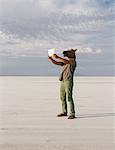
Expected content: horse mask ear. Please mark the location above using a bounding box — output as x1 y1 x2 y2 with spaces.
72 49 77 52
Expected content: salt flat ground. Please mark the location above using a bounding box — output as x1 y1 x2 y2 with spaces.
0 76 115 150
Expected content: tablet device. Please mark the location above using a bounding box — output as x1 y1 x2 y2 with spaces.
48 49 55 57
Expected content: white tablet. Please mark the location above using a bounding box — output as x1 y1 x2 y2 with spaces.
48 49 55 57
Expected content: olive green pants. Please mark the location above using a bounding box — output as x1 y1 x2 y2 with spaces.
60 79 75 115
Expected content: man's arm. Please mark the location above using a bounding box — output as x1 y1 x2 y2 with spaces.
53 54 70 64
48 56 64 66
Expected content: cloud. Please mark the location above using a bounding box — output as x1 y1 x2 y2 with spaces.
35 0 55 9
0 0 114 58
0 31 50 57
0 0 114 76
77 47 102 54
0 30 102 58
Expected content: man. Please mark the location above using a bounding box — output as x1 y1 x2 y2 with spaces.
48 48 77 119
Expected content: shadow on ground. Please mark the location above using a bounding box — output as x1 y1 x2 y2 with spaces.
76 113 115 119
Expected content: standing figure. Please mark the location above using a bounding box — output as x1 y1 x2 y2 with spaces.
48 48 77 119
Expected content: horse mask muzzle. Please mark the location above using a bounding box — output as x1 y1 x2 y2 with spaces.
63 49 77 58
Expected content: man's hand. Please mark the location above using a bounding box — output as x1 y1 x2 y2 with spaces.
48 54 70 65
53 54 70 64
53 54 58 59
48 56 52 60
48 56 64 66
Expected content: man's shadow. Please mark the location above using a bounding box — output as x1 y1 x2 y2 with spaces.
76 113 115 119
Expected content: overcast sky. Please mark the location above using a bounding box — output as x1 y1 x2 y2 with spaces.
0 0 114 76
